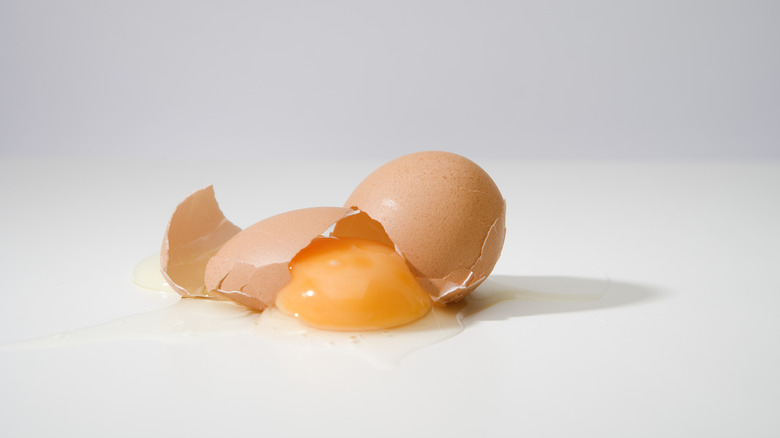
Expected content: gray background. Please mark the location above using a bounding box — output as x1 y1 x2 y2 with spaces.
1 0 778 161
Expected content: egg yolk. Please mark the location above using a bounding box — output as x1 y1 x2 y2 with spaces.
275 236 432 331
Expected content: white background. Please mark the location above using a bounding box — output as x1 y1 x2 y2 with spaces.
1 2 779 437
1 0 778 160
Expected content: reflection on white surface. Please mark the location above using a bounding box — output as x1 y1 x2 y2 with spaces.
1 259 617 369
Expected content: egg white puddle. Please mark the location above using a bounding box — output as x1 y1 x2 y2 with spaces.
1 254 608 369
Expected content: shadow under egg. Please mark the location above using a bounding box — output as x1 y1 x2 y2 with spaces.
463 275 663 323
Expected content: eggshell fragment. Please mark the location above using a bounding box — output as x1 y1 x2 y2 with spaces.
160 186 242 297
204 207 394 311
344 151 506 304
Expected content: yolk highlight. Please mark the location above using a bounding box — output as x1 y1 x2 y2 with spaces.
275 236 432 331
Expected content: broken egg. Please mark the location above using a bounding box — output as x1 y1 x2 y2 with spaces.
160 151 506 331
345 151 506 304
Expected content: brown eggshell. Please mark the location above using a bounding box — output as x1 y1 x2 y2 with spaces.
204 207 394 311
160 185 242 297
344 151 506 304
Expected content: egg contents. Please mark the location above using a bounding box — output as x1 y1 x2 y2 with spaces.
275 236 432 331
10 262 609 370
160 151 506 332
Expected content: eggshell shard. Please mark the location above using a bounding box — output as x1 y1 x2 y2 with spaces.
204 207 395 312
160 186 242 297
344 151 506 304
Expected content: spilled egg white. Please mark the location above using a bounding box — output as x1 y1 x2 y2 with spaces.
3 255 610 369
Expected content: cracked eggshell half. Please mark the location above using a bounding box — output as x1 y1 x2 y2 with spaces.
204 207 395 312
160 185 242 297
344 151 506 304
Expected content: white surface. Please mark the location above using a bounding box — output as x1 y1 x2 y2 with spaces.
2 0 779 160
1 158 778 437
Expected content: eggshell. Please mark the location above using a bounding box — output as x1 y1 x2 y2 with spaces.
160 186 241 297
204 207 394 311
344 151 506 304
